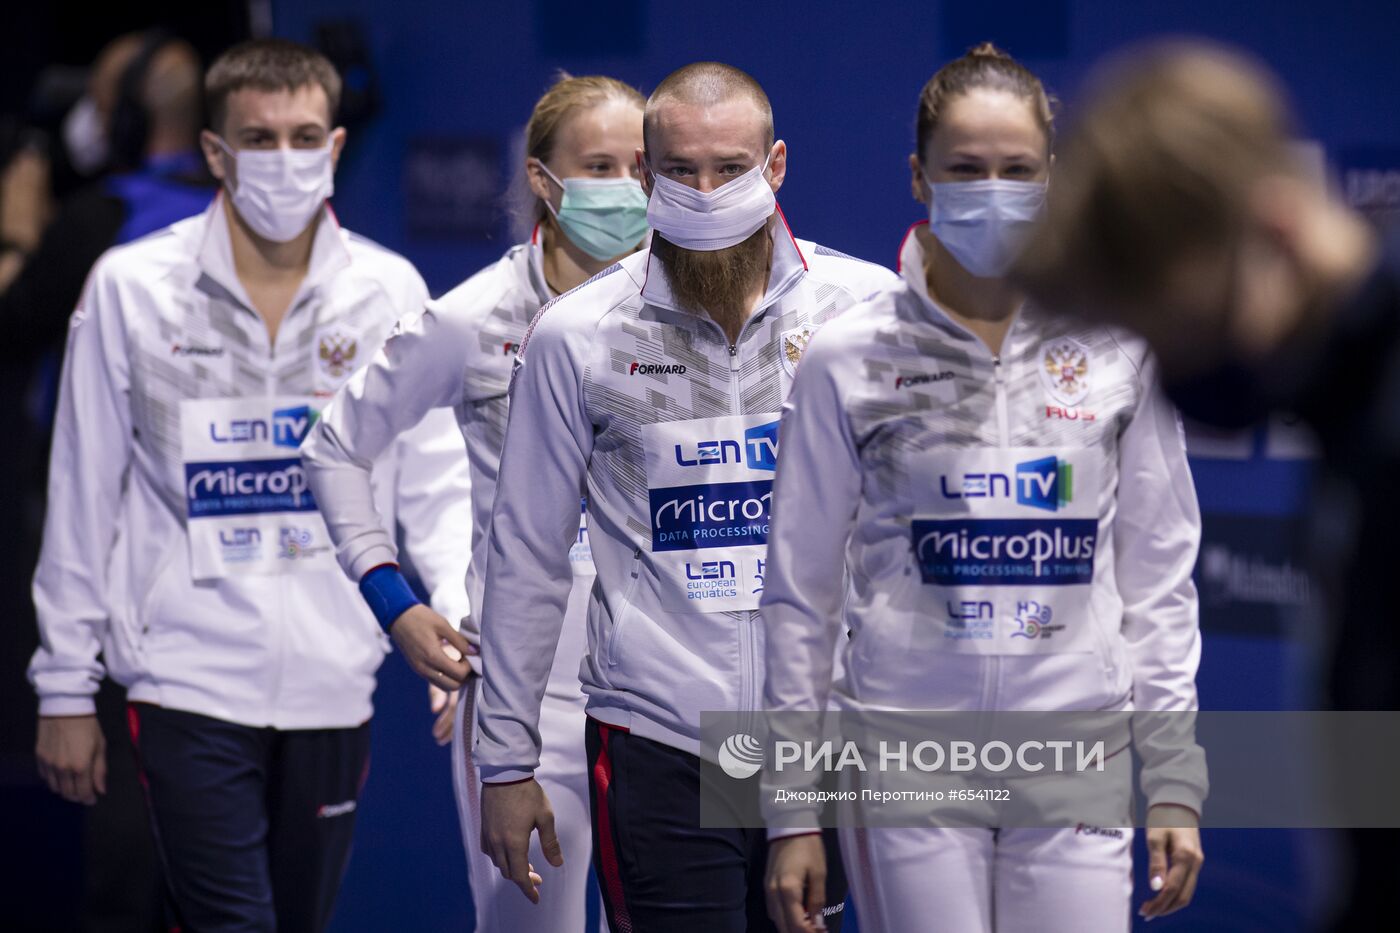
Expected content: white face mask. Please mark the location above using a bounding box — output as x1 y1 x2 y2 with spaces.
63 96 109 176
218 138 335 243
645 147 778 251
927 178 1047 278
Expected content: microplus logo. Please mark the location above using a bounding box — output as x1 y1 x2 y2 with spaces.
208 405 318 449
673 419 779 472
939 456 1074 513
913 518 1097 586
185 459 319 517
650 480 772 552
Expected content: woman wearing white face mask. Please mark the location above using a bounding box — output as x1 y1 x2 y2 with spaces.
762 44 1207 932
302 72 647 933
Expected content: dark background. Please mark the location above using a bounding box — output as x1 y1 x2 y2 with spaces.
3 0 1399 929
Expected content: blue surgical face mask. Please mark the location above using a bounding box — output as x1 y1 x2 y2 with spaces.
540 164 649 261
927 178 1047 278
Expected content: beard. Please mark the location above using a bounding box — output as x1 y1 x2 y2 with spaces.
652 222 772 338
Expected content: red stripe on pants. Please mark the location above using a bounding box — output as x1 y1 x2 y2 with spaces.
592 723 633 933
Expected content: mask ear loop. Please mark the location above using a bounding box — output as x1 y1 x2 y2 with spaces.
213 136 241 193
533 160 566 219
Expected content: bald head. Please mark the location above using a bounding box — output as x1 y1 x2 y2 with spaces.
644 62 773 153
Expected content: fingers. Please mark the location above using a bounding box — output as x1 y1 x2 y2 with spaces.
438 622 475 662
537 809 564 868
1140 830 1204 919
1156 834 1204 916
804 865 827 931
768 869 809 933
1139 830 1168 918
431 700 454 746
429 683 448 714
503 845 540 904
57 758 95 805
425 618 472 686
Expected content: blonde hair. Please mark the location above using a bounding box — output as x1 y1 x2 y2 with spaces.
520 72 645 229
916 42 1055 160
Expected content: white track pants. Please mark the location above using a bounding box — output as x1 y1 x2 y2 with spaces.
453 678 603 932
839 753 1134 933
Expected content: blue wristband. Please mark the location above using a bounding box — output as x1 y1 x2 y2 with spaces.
359 564 422 631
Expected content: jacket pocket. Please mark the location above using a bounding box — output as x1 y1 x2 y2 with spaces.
605 550 643 667
136 540 186 643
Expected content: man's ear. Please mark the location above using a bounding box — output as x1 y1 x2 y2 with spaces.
766 140 787 195
636 149 653 197
200 129 228 184
909 153 930 206
328 127 348 170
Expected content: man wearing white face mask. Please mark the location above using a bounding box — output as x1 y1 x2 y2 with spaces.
29 39 472 932
474 62 897 932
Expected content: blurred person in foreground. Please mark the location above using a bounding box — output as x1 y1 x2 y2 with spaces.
1013 40 1393 932
1 30 213 932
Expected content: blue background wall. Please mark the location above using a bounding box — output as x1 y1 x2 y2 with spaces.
253 2 1399 930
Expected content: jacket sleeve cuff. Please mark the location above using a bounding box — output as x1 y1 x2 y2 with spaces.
767 825 823 842
479 764 535 784
38 694 98 717
359 564 422 631
349 543 401 582
1145 781 1206 821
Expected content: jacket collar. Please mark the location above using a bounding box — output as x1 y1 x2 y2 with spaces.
639 206 808 324
897 219 1028 354
194 193 352 313
524 222 552 306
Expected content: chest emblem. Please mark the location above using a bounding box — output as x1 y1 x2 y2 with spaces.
1040 338 1091 407
780 326 814 378
318 331 358 381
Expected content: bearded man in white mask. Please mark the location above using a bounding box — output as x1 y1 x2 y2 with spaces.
29 39 472 932
474 61 897 932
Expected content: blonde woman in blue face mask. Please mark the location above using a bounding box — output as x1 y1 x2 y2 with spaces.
302 74 646 932
761 44 1206 932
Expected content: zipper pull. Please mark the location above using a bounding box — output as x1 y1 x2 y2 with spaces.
729 343 738 357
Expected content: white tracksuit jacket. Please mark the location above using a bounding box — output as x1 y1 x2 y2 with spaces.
474 218 900 781
302 227 596 698
29 198 471 729
761 223 1208 828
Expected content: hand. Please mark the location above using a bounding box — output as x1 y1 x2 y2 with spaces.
480 778 563 904
36 715 107 805
428 682 458 747
1140 804 1204 920
766 833 829 932
389 604 475 690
